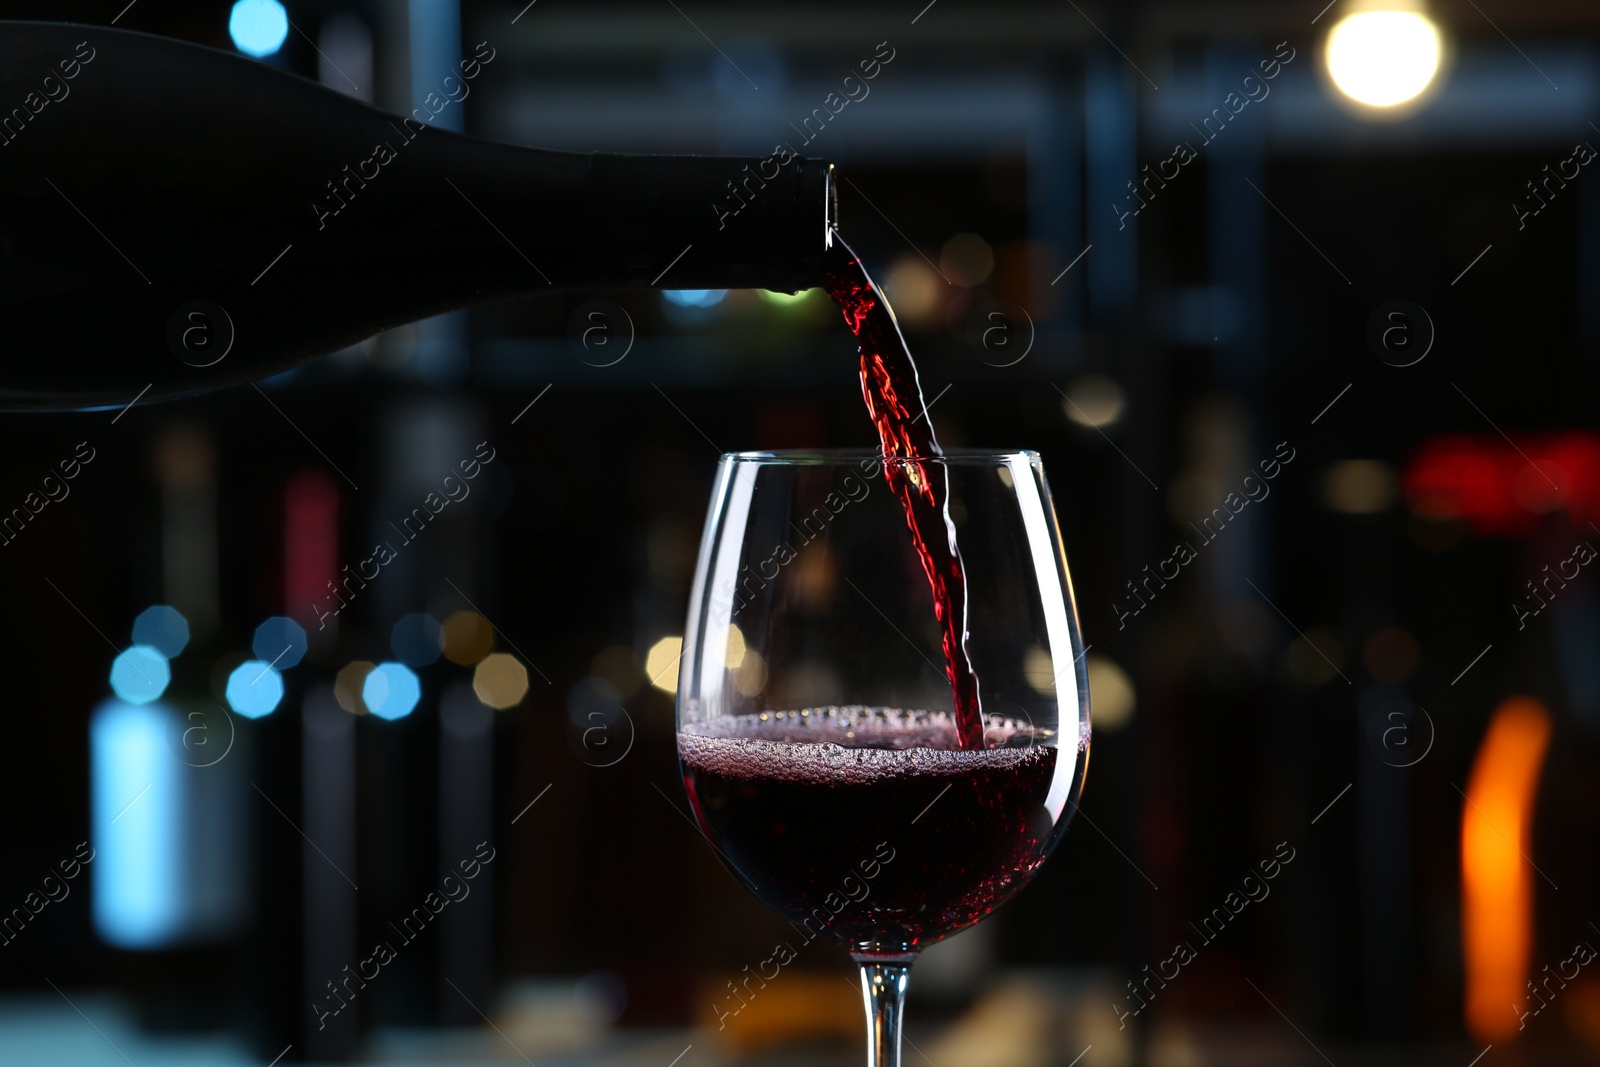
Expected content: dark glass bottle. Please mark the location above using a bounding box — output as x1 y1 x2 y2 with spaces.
0 21 834 409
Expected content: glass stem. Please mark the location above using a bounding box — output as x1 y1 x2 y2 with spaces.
854 955 913 1067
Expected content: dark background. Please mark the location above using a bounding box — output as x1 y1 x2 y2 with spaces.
0 1 1597 1064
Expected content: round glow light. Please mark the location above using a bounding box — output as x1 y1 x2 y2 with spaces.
882 255 944 331
1022 646 1056 695
939 233 995 287
1326 9 1442 108
1085 654 1135 731
441 611 494 666
225 660 284 719
364 662 421 721
132 606 190 660
391 612 442 667
252 616 308 669
662 290 727 308
228 0 290 59
645 636 683 694
1062 373 1127 429
472 653 529 710
724 624 747 671
110 646 171 705
334 660 375 715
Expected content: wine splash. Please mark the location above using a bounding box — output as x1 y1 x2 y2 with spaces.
822 232 985 750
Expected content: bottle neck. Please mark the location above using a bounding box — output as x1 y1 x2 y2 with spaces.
575 152 835 292
0 22 839 408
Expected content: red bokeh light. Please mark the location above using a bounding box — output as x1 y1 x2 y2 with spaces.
1404 432 1600 537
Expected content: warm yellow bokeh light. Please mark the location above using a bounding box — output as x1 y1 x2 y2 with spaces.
1321 459 1397 514
724 625 747 671
1022 646 1056 694
473 652 529 709
939 233 995 287
334 660 375 715
646 635 683 694
441 610 494 665
883 254 944 330
1086 654 1135 731
1062 373 1127 429
734 649 767 697
1326 9 1441 108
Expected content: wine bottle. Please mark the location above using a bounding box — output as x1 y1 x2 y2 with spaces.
0 21 835 410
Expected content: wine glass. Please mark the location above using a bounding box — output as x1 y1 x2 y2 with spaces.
676 450 1090 1067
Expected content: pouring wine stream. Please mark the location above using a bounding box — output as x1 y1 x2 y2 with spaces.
822 230 986 751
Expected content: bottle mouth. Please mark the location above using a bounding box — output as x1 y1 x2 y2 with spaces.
793 157 836 293
822 162 838 244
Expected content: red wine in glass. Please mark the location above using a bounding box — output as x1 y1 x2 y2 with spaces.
677 233 1091 1067
680 708 1078 954
823 235 985 751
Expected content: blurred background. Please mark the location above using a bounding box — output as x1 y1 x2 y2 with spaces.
1 0 1598 1063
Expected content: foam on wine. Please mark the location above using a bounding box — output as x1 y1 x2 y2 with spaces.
823 234 985 749
678 707 1051 787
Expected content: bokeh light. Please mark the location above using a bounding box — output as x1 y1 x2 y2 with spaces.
724 624 747 670
1085 654 1135 731
939 233 995 287
645 635 683 694
1022 646 1056 694
391 612 443 667
1462 697 1551 1041
334 660 375 715
110 646 171 705
734 649 767 697
759 289 815 306
364 662 421 720
225 660 284 719
473 653 530 710
724 626 766 697
90 699 182 949
252 616 308 669
1322 459 1397 514
1062 373 1127 429
662 290 727 308
882 254 944 331
573 970 628 1025
661 289 731 328
441 610 495 665
132 606 189 660
228 0 290 59
1326 8 1442 108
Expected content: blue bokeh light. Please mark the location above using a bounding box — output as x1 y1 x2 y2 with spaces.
91 700 183 949
110 646 171 705
252 616 308 669
391 612 443 667
662 289 727 308
226 661 284 719
132 606 189 660
229 0 290 58
363 662 421 721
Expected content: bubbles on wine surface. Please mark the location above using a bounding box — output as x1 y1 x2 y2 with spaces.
677 706 1061 787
